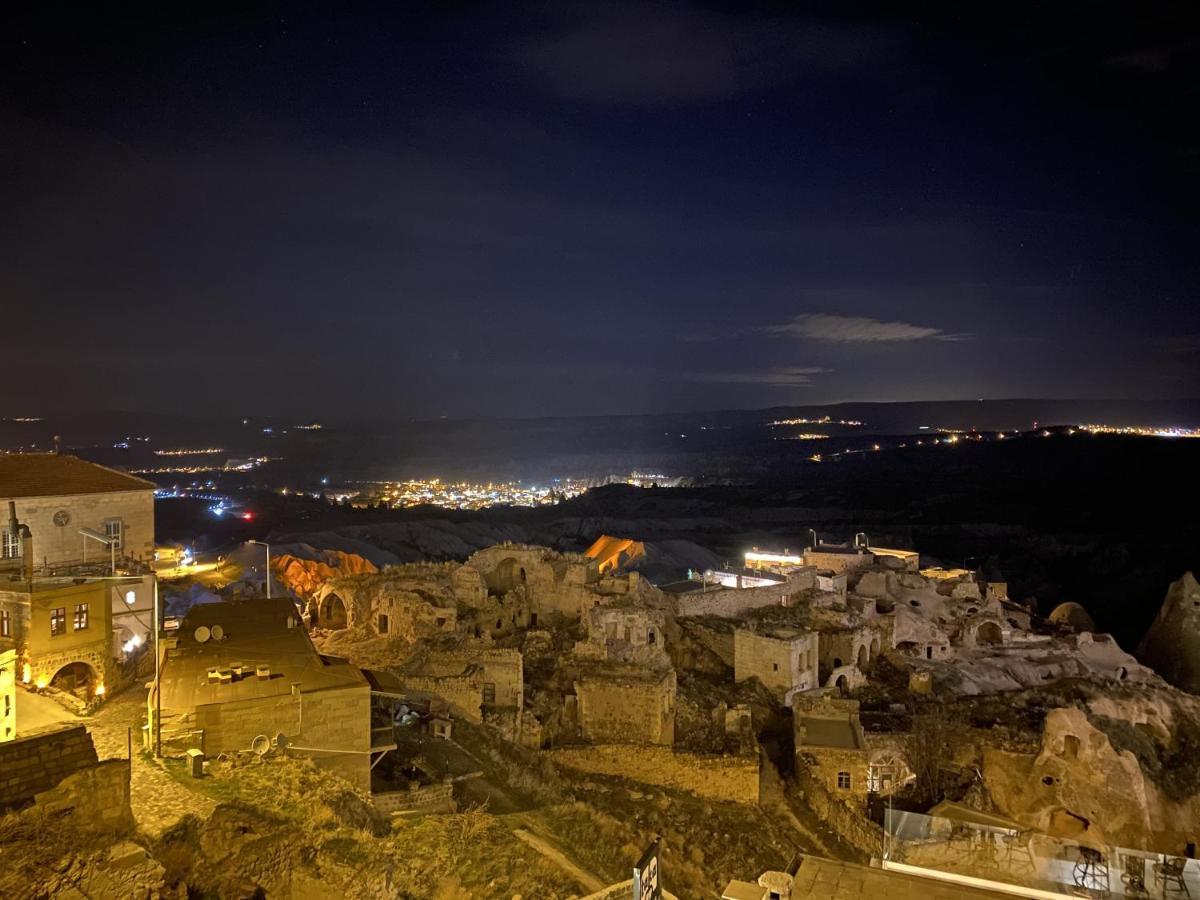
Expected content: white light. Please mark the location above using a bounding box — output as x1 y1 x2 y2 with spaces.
124 590 136 605
122 634 143 653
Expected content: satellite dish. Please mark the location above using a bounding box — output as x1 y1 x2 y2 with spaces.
194 626 211 643
250 734 270 756
211 624 225 640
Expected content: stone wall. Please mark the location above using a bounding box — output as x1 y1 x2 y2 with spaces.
734 628 818 699
548 744 760 804
171 684 372 792
31 757 133 833
372 781 455 815
400 672 483 723
416 648 523 710
0 647 14 742
4 489 155 569
803 550 872 574
576 668 675 745
674 569 817 619
790 763 884 858
0 724 100 809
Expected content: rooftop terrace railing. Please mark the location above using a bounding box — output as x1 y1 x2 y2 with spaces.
882 809 1199 898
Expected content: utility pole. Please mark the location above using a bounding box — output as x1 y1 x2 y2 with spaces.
248 540 271 598
153 575 162 758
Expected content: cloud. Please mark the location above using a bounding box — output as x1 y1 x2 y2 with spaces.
513 5 894 106
685 366 830 387
767 313 955 342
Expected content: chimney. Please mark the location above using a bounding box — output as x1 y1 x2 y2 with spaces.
7 501 32 582
53 435 61 454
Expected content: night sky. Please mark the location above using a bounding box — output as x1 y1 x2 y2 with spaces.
4 3 1199 418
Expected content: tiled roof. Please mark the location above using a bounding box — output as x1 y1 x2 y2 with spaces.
0 453 155 498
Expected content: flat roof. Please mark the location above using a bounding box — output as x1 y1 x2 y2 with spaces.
799 716 864 750
159 598 368 710
791 856 1017 898
0 453 155 498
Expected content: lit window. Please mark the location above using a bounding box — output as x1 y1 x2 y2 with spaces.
50 607 66 636
837 771 851 790
74 603 89 631
124 590 136 605
1 529 20 559
0 609 9 637
103 519 123 550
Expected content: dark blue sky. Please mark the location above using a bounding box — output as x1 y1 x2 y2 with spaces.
4 2 1199 417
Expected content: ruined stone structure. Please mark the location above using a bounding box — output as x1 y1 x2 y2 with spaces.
733 626 818 703
579 603 670 666
817 626 881 681
575 664 676 745
407 648 524 714
671 567 817 618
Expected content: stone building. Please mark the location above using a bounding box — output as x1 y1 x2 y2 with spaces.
579 603 670 666
153 597 377 792
0 578 116 698
733 627 818 703
575 664 676 745
794 696 871 803
0 642 15 742
0 453 155 572
818 627 882 681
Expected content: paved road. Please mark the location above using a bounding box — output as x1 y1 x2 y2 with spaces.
15 688 75 736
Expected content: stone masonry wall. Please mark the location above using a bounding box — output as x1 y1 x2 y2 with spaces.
734 629 818 697
791 762 883 858
0 724 100 810
418 649 523 710
674 569 817 619
31 757 133 834
548 745 759 804
182 684 372 792
577 670 675 745
4 489 155 569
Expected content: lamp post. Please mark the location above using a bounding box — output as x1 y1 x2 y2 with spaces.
153 574 161 758
248 540 271 598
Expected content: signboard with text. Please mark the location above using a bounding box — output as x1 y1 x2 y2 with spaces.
632 838 661 900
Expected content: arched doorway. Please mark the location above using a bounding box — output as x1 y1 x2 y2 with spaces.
976 621 1003 646
490 558 527 595
319 593 348 629
835 674 849 695
51 661 96 699
856 644 869 669
870 636 881 657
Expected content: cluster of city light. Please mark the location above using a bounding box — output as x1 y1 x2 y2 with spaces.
291 423 323 430
778 433 830 440
337 472 678 511
768 416 863 427
153 447 225 456
1078 423 1200 438
132 456 270 475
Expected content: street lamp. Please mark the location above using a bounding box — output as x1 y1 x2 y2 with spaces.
247 540 271 598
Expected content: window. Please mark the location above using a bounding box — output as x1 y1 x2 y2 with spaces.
529 612 538 628
73 603 89 631
482 682 496 705
837 771 851 790
1 529 20 559
377 614 389 634
103 518 123 550
50 607 66 636
0 609 9 638
647 629 656 645
772 662 780 671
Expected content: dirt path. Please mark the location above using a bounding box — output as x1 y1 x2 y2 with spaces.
512 828 606 894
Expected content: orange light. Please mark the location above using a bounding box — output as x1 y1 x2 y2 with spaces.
95 682 106 697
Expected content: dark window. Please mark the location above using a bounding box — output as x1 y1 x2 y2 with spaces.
0 609 9 638
377 614 389 634
482 683 496 705
772 662 779 671
530 613 538 628
73 603 89 631
103 518 123 550
647 629 656 645
837 771 851 790
495 618 502 629
50 607 66 636
435 617 446 627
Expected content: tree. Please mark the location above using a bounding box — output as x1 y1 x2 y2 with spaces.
904 709 958 808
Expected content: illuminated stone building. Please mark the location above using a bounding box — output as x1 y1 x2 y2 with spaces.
0 454 156 572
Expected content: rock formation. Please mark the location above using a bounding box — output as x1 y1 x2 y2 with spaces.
1136 571 1200 693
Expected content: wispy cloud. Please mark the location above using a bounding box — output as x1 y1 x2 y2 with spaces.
514 5 896 106
685 366 831 387
767 313 963 342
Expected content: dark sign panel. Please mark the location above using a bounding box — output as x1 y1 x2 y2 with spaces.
633 838 661 900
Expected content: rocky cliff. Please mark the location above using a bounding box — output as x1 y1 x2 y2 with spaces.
1136 571 1200 693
